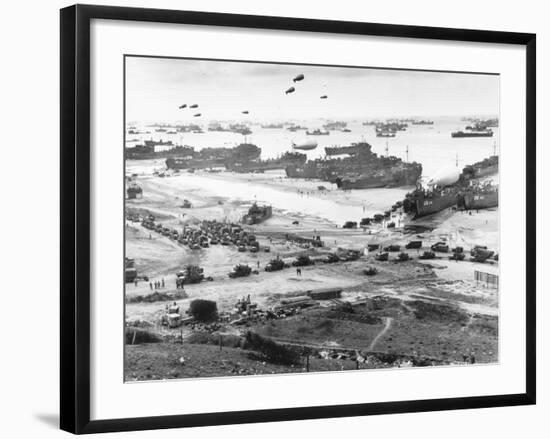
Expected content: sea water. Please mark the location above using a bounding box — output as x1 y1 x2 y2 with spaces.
126 117 499 224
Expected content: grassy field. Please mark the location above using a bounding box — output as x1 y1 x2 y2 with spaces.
125 293 498 380
125 342 361 381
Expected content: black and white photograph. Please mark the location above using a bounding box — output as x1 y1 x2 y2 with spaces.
124 56 500 381
0 0 544 436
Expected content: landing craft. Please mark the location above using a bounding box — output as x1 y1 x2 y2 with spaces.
320 95 328 99
190 104 199 108
291 139 318 151
242 111 249 114
293 74 305 83
285 87 295 95
178 104 187 109
425 166 460 188
193 113 201 117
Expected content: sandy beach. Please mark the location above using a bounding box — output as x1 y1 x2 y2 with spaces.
125 162 499 327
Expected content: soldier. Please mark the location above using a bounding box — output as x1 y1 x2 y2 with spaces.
149 282 153 290
162 278 165 288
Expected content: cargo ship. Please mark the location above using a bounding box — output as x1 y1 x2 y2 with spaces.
376 122 408 132
176 124 203 133
412 120 434 125
306 129 330 136
287 125 308 132
229 123 252 136
463 118 499 130
322 121 347 131
242 203 272 225
451 130 493 138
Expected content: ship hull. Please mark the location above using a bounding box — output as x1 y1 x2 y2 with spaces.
242 206 272 225
474 164 498 178
226 160 305 173
336 175 408 189
285 165 319 179
407 191 458 218
166 158 226 169
336 166 422 190
451 131 493 138
458 191 498 210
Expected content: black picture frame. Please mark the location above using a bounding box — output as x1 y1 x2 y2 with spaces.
60 4 536 434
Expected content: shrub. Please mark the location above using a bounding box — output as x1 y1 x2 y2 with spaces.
180 265 205 284
339 302 354 313
125 327 162 344
187 332 242 348
189 299 218 322
410 300 468 324
243 331 301 365
292 255 314 267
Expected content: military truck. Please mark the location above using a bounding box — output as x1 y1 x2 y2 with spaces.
176 265 205 288
228 264 252 278
265 258 285 272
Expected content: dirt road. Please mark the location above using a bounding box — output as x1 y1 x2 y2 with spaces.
368 317 393 350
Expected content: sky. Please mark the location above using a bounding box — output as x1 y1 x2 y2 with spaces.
125 56 499 123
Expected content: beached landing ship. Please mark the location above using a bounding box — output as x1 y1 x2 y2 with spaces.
457 182 499 210
403 156 499 218
225 151 307 173
165 143 261 170
242 203 272 225
335 163 422 189
403 186 460 218
286 141 422 189
325 144 370 156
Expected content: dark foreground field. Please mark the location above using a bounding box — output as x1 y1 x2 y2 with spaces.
125 296 498 381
